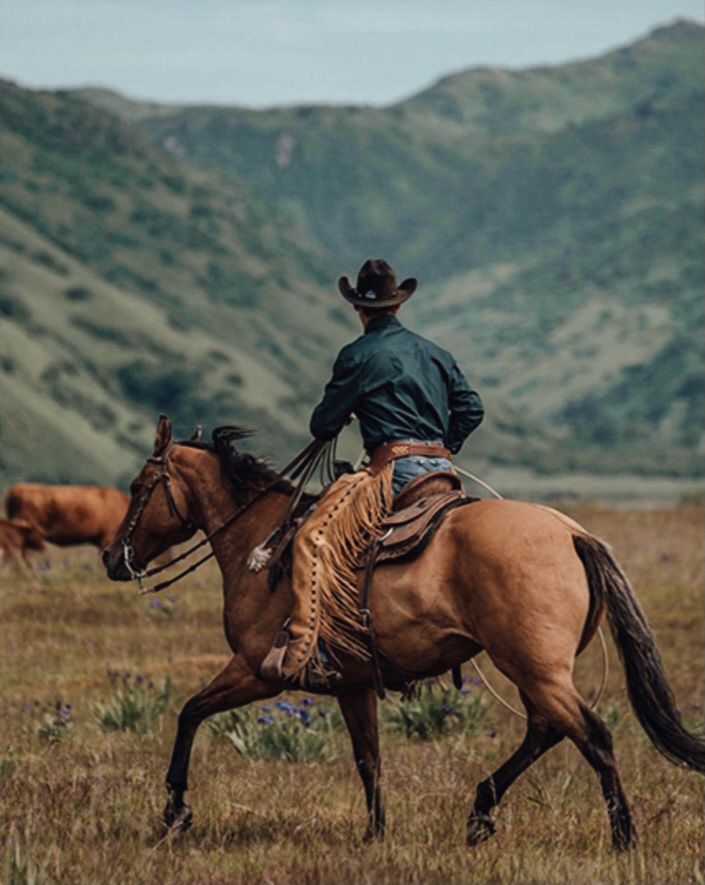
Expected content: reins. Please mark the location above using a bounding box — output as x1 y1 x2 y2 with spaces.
123 438 333 595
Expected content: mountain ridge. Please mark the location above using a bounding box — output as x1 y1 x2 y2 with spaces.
0 20 702 495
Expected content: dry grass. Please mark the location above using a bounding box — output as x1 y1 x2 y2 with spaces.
1 504 703 884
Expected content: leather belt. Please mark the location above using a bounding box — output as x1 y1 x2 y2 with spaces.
367 440 452 474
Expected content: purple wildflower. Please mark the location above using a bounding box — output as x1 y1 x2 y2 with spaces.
258 715 274 725
149 598 162 610
300 697 314 706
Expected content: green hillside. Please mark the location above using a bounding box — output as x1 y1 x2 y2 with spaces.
0 80 347 485
0 80 556 489
90 20 703 478
0 21 701 494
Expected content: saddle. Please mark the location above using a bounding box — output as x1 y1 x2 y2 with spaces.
375 471 474 564
265 470 474 587
358 470 477 699
263 469 478 697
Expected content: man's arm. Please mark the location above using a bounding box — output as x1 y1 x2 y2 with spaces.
446 362 484 454
309 351 361 441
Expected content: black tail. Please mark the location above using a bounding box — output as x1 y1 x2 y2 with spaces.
574 534 705 774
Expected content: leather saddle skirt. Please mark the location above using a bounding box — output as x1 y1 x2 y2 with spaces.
375 471 477 565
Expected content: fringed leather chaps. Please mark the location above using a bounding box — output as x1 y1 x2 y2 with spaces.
282 464 394 681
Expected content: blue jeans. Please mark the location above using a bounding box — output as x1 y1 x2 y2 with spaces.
392 455 454 496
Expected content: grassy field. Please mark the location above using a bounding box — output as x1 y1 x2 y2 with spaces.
1 503 703 885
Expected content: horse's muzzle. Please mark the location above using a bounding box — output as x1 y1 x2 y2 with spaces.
102 547 131 582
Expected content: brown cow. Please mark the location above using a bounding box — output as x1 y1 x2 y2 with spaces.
5 483 129 550
0 517 46 578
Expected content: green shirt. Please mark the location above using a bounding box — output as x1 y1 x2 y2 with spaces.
310 314 483 454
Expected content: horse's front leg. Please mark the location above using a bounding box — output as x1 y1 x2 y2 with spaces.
337 686 385 841
164 654 276 832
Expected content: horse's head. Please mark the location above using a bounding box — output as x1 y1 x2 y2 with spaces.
17 520 46 552
102 415 201 581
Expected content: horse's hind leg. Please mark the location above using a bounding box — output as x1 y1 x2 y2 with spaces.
523 677 635 850
467 694 563 845
164 655 276 832
337 687 385 841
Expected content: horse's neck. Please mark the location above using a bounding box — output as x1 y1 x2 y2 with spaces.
189 461 291 566
177 449 294 648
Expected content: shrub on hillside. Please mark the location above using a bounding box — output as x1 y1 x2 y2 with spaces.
0 293 31 323
63 284 94 301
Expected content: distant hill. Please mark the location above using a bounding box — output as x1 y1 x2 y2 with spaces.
0 21 701 495
83 20 704 478
0 80 346 485
0 80 555 489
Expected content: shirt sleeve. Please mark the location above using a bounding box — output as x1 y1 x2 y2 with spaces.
445 362 484 454
309 350 362 441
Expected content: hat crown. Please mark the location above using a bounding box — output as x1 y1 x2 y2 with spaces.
337 259 417 307
355 259 398 302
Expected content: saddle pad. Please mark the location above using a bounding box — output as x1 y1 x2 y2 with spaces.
376 493 477 564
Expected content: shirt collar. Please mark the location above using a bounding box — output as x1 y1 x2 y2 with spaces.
364 313 401 335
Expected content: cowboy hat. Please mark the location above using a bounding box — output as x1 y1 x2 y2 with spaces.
337 258 417 308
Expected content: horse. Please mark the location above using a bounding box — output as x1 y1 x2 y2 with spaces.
0 516 45 579
102 416 704 849
6 482 129 550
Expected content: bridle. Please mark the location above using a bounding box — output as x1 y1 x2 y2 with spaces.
121 452 197 590
119 439 331 595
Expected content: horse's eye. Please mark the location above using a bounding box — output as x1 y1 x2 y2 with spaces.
130 481 142 496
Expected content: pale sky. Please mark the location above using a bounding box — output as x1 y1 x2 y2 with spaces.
2 0 703 107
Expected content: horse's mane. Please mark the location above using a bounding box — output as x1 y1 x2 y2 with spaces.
177 426 295 498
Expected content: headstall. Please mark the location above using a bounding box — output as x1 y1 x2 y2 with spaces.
121 439 333 595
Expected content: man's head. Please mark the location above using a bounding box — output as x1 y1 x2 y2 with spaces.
354 303 400 328
338 259 417 312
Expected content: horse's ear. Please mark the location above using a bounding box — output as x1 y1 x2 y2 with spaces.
153 414 173 456
189 424 203 442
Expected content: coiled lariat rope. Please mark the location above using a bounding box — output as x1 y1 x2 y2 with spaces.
452 463 609 718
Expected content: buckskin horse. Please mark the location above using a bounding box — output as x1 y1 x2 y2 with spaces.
103 416 704 849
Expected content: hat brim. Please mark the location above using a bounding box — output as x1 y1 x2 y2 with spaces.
337 275 417 308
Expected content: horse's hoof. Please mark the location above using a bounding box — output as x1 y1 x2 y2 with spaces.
362 824 385 843
164 799 193 833
467 814 495 846
612 830 637 852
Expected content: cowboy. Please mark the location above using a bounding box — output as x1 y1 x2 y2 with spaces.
261 258 484 684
